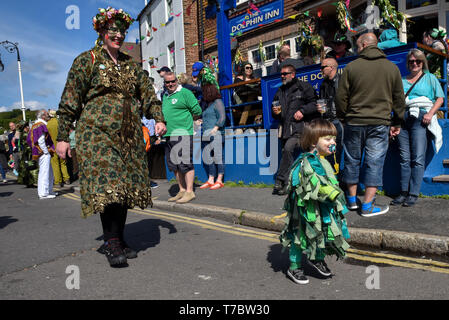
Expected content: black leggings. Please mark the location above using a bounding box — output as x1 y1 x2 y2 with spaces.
100 203 128 241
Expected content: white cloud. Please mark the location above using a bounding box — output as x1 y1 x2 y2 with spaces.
1 101 48 112
34 88 55 98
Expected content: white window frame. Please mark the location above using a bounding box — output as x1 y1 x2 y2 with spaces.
168 42 176 72
236 0 249 6
166 0 174 22
398 0 449 41
146 12 153 42
247 34 300 76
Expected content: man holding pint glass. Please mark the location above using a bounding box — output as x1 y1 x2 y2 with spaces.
271 64 318 195
318 57 344 174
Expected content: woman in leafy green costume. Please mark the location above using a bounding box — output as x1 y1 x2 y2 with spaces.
279 118 350 285
56 7 167 267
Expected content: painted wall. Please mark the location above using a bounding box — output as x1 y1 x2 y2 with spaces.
139 0 186 89
165 43 449 195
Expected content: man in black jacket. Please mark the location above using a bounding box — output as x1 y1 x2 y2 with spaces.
272 64 318 195
318 57 343 173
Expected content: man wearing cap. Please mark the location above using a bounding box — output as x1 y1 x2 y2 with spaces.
192 61 219 89
47 109 71 186
156 66 171 101
191 61 204 84
327 33 353 60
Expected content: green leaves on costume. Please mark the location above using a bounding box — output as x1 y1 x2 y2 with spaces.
279 153 350 261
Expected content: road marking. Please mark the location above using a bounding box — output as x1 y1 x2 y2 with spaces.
270 212 287 223
131 208 277 242
348 248 449 268
347 253 449 275
62 193 449 274
63 193 280 238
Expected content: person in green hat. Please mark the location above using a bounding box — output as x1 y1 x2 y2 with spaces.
327 33 353 59
423 28 448 79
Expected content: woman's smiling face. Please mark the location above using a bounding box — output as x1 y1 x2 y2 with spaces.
103 21 126 50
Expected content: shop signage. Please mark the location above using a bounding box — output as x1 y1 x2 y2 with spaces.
229 0 284 34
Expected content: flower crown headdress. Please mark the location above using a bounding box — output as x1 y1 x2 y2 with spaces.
92 7 134 33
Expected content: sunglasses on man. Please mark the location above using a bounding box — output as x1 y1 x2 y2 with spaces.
165 79 178 84
280 72 293 76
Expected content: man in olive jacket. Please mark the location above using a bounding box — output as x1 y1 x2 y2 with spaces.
272 64 318 195
335 33 405 217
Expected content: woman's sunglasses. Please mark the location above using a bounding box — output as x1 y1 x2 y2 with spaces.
408 59 422 65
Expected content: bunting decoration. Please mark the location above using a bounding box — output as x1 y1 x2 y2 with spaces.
372 0 405 30
296 11 324 60
249 3 260 13
336 1 355 33
258 40 266 63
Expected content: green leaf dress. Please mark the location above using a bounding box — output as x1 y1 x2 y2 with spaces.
57 47 164 218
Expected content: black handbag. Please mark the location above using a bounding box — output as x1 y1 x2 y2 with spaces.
24 159 38 171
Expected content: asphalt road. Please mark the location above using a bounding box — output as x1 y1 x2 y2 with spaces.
1 181 448 301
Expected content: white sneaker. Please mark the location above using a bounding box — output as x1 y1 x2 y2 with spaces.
2 179 7 183
49 192 59 196
39 194 56 200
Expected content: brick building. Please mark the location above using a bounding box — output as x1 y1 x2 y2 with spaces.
139 0 447 82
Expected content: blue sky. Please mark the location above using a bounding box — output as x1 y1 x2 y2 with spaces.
0 0 145 112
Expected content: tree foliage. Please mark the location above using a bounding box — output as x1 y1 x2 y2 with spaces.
0 109 37 133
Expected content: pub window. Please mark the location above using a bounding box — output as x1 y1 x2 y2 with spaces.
252 49 262 63
265 44 276 60
406 0 437 9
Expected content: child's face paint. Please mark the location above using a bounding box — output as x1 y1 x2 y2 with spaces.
316 135 336 157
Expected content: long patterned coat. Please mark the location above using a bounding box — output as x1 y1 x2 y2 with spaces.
57 46 164 218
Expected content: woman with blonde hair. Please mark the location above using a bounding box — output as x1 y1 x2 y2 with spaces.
391 48 444 207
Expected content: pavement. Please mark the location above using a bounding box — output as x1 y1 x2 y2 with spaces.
8 172 449 257
147 179 449 257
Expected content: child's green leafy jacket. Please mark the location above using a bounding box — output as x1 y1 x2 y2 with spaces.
279 152 350 260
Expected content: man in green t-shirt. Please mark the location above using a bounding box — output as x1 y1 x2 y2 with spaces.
162 72 202 204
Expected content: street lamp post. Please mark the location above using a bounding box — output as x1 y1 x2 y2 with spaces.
1 40 26 121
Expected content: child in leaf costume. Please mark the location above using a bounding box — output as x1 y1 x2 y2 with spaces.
279 119 350 285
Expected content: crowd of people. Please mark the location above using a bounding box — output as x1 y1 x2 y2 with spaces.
0 110 79 194
1 7 446 287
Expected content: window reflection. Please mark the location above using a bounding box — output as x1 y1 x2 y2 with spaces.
406 0 437 10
